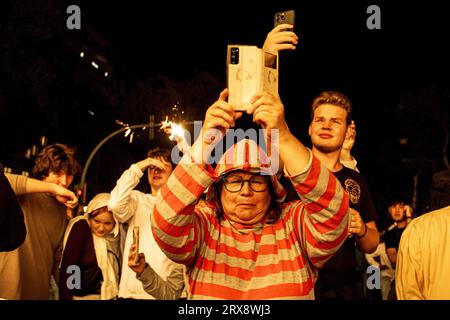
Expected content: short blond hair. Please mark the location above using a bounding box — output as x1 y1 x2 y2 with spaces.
311 91 352 125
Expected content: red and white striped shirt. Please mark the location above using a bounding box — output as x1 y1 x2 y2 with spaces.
151 152 349 299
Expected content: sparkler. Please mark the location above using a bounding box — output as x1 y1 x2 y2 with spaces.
116 120 134 143
160 116 191 155
114 114 188 146
160 116 185 142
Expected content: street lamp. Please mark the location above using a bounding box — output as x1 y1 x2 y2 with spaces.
77 123 160 210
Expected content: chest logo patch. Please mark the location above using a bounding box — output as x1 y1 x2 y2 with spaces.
344 179 361 204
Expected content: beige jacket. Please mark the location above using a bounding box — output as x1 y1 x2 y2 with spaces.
396 205 450 299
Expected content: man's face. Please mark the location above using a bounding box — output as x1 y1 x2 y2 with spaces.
43 171 73 188
309 104 348 154
220 171 271 225
147 157 172 191
389 203 405 222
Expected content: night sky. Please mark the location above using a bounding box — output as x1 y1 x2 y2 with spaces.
1 0 449 223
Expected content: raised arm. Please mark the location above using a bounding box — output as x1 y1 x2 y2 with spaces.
5 173 78 208
108 159 162 223
151 89 240 265
129 244 185 300
340 120 359 171
248 92 350 267
263 24 298 53
248 92 310 176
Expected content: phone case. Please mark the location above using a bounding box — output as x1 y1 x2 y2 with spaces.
132 226 140 265
274 10 295 29
227 45 279 112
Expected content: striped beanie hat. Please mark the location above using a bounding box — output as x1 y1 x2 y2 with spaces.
210 138 286 202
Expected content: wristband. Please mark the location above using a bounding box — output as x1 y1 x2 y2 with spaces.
356 223 368 239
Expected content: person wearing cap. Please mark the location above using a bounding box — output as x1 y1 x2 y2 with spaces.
151 89 350 299
59 193 121 300
108 147 185 300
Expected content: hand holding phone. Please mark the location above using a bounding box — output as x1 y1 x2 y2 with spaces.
128 242 146 275
264 10 298 54
274 10 295 31
404 205 413 219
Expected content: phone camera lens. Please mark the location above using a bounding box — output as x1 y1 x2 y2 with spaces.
276 13 285 23
230 47 239 64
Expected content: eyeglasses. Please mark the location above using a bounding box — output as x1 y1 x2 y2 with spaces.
222 175 269 193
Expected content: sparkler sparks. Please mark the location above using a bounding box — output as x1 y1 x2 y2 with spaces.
160 116 185 142
113 116 188 146
116 120 135 143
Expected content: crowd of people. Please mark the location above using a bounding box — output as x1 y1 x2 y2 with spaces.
1 24 449 300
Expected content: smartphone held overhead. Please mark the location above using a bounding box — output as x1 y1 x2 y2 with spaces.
274 10 295 30
226 10 294 112
227 45 279 112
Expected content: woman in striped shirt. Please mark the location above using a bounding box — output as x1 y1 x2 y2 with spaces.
151 90 350 299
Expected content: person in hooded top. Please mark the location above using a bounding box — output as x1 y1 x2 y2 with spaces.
151 89 351 299
59 193 121 300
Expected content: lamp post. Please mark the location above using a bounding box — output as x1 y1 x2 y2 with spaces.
77 123 160 209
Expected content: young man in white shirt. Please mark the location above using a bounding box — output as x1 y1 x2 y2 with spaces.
108 147 184 300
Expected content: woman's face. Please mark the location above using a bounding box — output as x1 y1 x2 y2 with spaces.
220 171 271 225
89 208 115 237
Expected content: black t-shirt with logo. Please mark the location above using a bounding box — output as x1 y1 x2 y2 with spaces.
320 166 378 275
282 165 378 273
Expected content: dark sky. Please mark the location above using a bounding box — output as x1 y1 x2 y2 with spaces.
78 0 449 139
1 0 449 217
77 1 450 157
80 1 449 83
